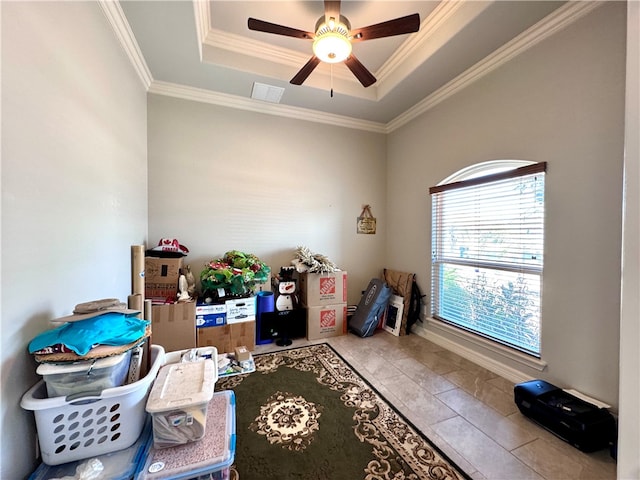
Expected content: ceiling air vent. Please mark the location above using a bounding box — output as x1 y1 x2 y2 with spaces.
251 82 284 104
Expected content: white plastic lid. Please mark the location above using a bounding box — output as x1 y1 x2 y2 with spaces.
36 351 129 375
146 359 215 413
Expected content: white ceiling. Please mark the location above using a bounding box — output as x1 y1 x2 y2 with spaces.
118 1 578 130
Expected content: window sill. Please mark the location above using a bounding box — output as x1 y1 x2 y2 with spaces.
420 316 548 374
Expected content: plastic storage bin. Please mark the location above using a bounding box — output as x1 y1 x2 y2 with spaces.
21 344 165 466
36 350 132 398
163 347 218 368
136 390 236 480
146 359 216 448
28 416 153 480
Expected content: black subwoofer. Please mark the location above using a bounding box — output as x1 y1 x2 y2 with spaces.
514 379 616 453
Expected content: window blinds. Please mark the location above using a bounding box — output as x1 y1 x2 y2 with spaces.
430 162 546 355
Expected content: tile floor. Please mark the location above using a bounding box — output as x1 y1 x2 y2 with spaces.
254 331 617 480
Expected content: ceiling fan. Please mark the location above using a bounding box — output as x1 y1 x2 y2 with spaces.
248 0 420 88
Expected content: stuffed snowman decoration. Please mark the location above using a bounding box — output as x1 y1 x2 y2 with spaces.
275 266 298 311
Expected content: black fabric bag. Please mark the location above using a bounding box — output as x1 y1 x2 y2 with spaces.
405 280 425 334
348 279 392 337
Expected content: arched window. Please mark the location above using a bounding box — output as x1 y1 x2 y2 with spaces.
429 161 546 356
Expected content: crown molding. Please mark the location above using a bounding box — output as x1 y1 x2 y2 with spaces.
205 28 313 71
107 0 380 130
108 0 604 134
198 4 467 97
192 0 210 61
148 80 387 134
98 0 152 89
376 0 464 85
386 0 604 133
198 1 479 100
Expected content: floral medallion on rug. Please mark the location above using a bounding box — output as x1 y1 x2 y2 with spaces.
216 343 471 480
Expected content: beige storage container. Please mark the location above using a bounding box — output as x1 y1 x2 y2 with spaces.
146 359 215 448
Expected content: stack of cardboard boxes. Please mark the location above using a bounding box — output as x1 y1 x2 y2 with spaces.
145 256 196 352
145 256 258 354
195 296 256 353
298 271 348 340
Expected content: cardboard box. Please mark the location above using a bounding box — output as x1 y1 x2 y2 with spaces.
298 271 348 307
306 304 347 340
226 296 256 324
151 301 196 351
234 346 250 362
145 257 183 301
197 321 255 353
195 301 226 328
195 296 256 327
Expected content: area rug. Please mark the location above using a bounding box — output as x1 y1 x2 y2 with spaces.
216 343 471 480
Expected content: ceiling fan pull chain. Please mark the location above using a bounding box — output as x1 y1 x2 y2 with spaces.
330 64 334 98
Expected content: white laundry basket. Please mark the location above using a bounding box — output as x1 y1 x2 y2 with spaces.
21 344 165 465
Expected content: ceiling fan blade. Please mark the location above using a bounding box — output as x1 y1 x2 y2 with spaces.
324 0 341 24
350 13 420 42
248 18 314 39
290 56 321 85
344 54 376 87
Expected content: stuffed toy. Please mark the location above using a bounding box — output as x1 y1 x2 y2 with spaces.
275 266 299 311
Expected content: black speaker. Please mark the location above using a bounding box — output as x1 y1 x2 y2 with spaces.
514 380 616 453
259 309 307 346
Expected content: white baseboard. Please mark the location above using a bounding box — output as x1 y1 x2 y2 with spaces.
411 322 537 385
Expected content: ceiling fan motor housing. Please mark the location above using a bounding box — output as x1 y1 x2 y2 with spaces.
314 14 351 34
313 15 352 63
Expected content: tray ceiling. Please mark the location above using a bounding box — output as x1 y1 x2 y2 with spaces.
116 1 597 131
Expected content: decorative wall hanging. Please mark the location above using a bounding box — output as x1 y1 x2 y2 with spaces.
357 205 376 234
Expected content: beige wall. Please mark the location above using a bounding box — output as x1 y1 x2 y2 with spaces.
387 2 626 408
147 94 387 305
1 2 148 477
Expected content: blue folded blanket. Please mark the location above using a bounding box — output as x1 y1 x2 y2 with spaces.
29 312 149 356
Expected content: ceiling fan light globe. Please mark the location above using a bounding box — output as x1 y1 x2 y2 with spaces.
313 32 352 63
